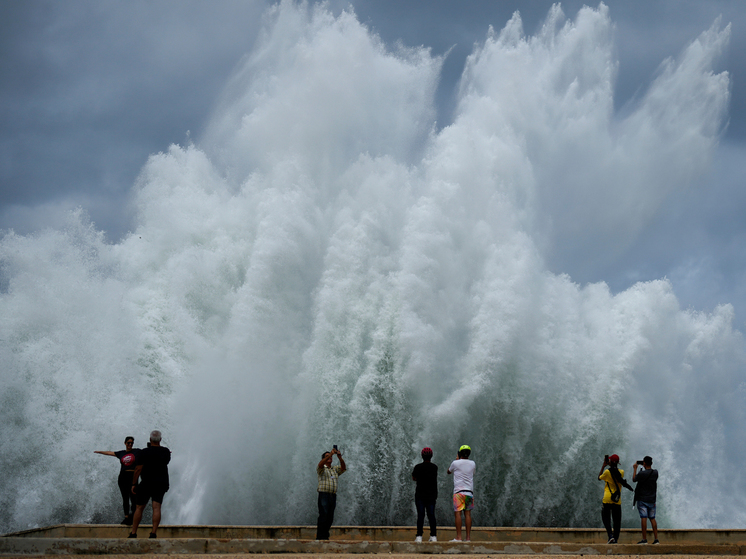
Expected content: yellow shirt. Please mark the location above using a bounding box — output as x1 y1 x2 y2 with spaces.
599 468 625 504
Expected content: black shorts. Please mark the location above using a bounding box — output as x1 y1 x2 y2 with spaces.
135 483 168 506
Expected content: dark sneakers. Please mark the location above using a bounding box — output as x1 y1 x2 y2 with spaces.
128 532 156 539
653 539 660 544
638 539 648 544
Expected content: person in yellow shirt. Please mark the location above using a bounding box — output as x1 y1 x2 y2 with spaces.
598 454 629 543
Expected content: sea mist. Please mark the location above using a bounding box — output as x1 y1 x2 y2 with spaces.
0 2 742 534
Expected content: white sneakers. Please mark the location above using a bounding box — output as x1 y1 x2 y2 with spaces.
429 536 437 542
415 536 422 543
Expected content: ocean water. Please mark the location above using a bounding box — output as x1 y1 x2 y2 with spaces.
1 2 743 534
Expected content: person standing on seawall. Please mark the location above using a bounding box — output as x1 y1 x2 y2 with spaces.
447 445 475 542
633 456 659 544
94 436 140 525
316 447 346 540
128 430 171 539
598 453 632 544
412 447 438 542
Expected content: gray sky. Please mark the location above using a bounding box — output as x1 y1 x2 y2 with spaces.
2 0 746 328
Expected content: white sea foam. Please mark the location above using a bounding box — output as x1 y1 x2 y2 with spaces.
0 2 742 533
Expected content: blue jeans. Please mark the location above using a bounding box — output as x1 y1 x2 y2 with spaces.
316 492 337 540
415 498 437 537
637 501 656 519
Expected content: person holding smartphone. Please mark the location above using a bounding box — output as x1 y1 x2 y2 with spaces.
128 430 171 539
315 446 346 540
598 454 631 544
632 456 659 544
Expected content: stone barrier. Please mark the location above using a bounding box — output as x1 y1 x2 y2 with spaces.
3 525 746 555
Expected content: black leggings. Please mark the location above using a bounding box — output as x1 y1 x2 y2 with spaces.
118 473 137 518
601 503 621 541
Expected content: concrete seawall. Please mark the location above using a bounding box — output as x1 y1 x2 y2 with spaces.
3 525 746 555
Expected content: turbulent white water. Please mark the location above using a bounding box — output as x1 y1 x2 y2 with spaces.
1 2 743 533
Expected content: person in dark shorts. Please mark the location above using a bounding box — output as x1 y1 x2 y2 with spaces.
633 456 659 544
94 436 140 525
128 430 171 539
412 447 438 542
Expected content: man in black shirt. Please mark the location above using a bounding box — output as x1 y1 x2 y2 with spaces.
632 456 659 544
412 447 438 542
128 430 171 539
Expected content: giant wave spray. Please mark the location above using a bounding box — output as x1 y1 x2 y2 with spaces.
0 2 743 533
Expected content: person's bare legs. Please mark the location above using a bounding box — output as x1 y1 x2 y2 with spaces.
650 518 658 541
151 501 162 535
464 510 472 541
454 512 462 540
130 504 145 536
640 518 647 540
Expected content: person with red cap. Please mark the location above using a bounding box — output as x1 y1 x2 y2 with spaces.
598 454 631 543
412 447 438 542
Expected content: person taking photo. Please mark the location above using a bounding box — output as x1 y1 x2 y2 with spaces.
632 456 659 544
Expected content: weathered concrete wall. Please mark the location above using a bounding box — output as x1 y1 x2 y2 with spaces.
1 536 745 556
6 525 746 545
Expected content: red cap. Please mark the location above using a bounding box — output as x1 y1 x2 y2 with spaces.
609 454 620 463
421 447 433 459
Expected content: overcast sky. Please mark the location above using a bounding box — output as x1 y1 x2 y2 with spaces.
2 0 746 328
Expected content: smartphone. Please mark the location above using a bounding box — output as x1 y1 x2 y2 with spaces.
604 455 609 461
333 445 338 451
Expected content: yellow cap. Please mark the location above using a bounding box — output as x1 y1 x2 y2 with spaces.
459 445 471 452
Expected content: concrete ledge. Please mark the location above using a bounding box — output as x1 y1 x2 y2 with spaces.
5 526 746 556
1 537 745 556
7 525 746 545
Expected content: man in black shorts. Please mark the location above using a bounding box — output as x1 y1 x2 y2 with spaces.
128 430 171 539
